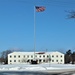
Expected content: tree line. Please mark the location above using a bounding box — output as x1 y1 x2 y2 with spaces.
0 50 13 64
0 49 22 64
65 50 75 64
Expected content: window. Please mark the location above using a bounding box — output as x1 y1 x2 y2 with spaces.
31 55 33 58
61 60 62 62
52 55 54 57
35 55 37 57
47 55 49 58
14 55 16 58
18 60 20 62
56 60 58 62
56 55 58 57
10 60 12 62
39 59 41 63
43 60 45 62
52 60 54 62
10 55 12 58
24 55 25 58
43 55 45 58
27 55 29 58
39 55 41 57
60 55 62 57
18 55 20 58
14 60 16 62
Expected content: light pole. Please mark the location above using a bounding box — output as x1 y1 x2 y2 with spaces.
49 54 51 67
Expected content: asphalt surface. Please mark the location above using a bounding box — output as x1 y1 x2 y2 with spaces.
0 71 75 75
48 71 75 75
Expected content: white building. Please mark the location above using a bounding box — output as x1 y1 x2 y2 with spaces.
8 51 64 64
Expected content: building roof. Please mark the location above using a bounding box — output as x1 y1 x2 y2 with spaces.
8 51 64 55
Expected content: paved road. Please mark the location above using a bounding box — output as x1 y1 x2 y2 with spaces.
47 72 75 75
0 71 75 75
59 72 75 75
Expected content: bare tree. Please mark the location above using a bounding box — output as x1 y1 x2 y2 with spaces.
65 50 72 64
0 50 13 64
67 10 75 19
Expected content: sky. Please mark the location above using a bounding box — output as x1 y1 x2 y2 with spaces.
0 0 75 53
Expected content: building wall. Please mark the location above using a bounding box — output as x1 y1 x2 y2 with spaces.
50 52 64 64
8 51 64 64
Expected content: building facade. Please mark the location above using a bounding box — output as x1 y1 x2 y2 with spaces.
8 51 64 64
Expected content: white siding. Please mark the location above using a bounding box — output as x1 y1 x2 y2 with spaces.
8 51 64 64
50 52 64 64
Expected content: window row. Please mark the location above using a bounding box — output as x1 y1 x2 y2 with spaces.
51 55 63 57
9 55 63 58
9 59 63 63
52 60 63 62
10 60 20 62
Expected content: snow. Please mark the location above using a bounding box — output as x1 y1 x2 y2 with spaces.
0 63 75 72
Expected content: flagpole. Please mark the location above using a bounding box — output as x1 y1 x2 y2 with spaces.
34 6 36 60
33 6 45 62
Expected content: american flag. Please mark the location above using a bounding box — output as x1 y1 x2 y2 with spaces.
35 6 45 12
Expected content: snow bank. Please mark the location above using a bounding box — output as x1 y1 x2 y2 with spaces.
0 64 75 72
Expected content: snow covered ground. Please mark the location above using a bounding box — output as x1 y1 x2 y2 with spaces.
0 63 75 73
